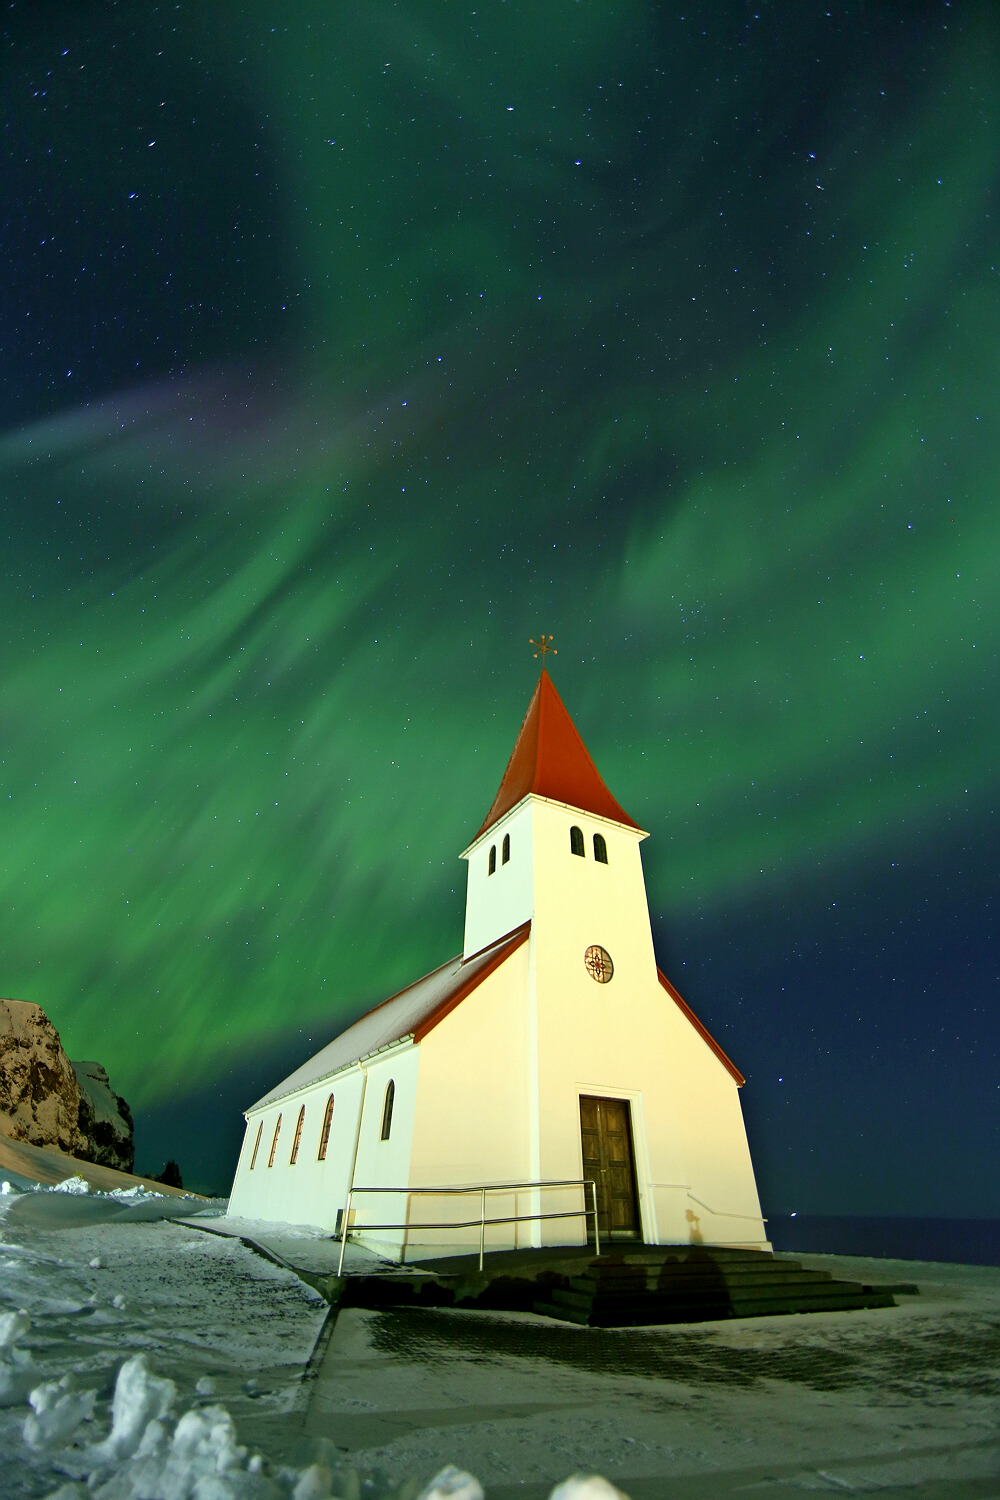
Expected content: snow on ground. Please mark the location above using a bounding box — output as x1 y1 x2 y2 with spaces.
11 1180 995 1499
0 1178 334 1499
0 1183 622 1500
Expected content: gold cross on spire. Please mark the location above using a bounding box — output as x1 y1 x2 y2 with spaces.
530 634 557 661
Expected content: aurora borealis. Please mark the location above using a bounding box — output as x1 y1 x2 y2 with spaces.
2 2 997 1206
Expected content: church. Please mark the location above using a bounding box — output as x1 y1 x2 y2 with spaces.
227 668 769 1259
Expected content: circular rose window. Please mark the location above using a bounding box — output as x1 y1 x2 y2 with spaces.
584 945 614 984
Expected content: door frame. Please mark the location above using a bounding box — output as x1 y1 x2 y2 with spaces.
576 1085 653 1245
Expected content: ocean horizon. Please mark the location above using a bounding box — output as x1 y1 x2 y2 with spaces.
765 1214 1000 1267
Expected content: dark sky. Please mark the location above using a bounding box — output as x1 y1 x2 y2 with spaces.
1 1 997 1206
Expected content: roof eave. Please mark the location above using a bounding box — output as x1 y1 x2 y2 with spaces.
246 1033 418 1116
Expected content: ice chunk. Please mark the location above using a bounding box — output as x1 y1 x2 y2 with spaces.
52 1175 91 1195
139 1405 279 1500
195 1375 217 1396
548 1480 631 1500
87 1353 176 1463
0 1308 30 1349
24 1376 98 1450
0 1309 35 1407
89 1256 103 1269
291 1463 332 1500
417 1467 485 1500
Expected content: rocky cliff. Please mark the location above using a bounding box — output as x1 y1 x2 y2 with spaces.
73 1059 135 1173
0 998 134 1173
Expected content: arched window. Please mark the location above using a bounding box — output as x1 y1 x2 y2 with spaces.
289 1105 305 1165
317 1094 335 1161
380 1080 395 1141
570 825 585 857
502 833 510 864
267 1114 282 1168
249 1120 263 1171
593 832 608 864
488 845 496 875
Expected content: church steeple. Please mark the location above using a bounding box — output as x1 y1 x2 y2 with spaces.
462 670 649 959
474 668 639 840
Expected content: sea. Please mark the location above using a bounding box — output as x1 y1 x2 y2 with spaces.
765 1215 1000 1267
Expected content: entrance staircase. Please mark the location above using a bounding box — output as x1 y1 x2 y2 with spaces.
533 1246 898 1326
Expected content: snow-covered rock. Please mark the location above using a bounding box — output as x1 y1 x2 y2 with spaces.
0 999 134 1173
73 1061 134 1174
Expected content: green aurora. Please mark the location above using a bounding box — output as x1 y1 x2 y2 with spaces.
1 2 997 1200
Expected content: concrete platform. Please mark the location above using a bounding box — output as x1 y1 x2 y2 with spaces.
301 1253 1000 1499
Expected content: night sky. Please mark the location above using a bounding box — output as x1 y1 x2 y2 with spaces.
2 2 997 1208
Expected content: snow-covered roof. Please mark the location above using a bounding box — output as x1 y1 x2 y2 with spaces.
248 922 531 1112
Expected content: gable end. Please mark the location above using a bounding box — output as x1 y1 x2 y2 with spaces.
413 921 531 1043
657 969 746 1086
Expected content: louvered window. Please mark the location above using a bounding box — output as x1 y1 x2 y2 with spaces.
570 825 585 857
249 1121 263 1171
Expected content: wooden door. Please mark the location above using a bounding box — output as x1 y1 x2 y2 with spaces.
579 1095 640 1242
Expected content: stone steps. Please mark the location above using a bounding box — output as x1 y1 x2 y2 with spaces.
533 1248 897 1326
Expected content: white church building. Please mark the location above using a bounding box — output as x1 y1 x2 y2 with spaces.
227 670 769 1259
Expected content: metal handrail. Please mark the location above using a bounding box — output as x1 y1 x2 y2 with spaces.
337 1178 600 1274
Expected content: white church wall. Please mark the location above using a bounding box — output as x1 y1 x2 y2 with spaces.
227 1067 365 1231
659 1001 769 1247
346 1045 419 1259
526 797 768 1251
406 941 532 1258
462 801 534 958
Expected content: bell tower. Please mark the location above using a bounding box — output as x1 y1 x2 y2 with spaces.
460 669 655 985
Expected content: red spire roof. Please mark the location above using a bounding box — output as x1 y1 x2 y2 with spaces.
474 669 640 840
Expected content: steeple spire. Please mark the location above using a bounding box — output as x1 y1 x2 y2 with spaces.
474 669 640 840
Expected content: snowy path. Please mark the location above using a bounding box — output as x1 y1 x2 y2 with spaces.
0 1188 624 1500
0 1191 329 1498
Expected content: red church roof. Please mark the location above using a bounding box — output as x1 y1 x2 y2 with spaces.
474 669 641 840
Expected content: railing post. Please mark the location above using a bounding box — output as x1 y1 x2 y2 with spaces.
333 1179 596 1272
479 1185 487 1272
337 1189 352 1277
591 1179 600 1258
